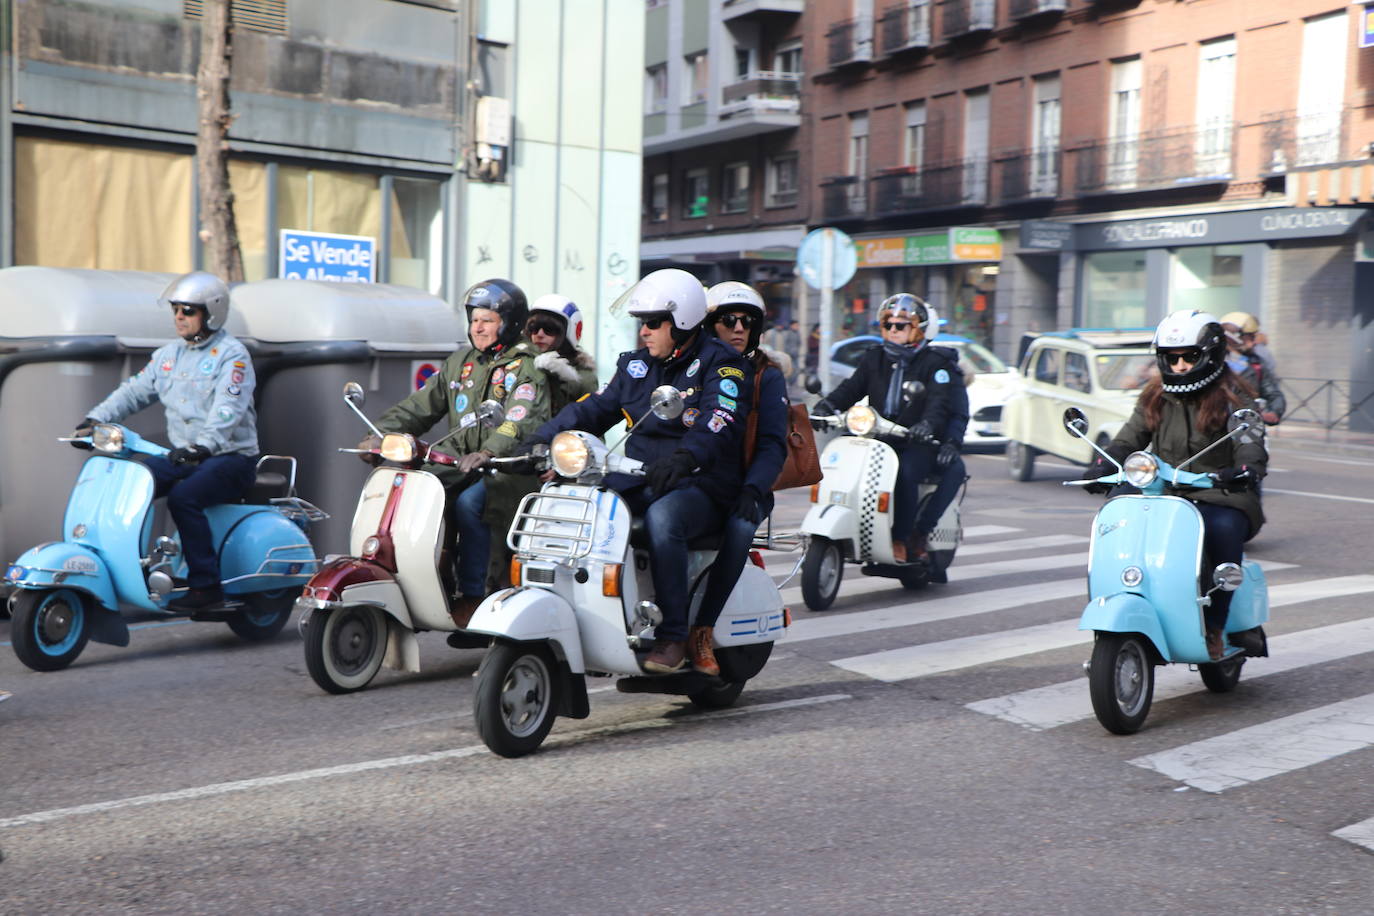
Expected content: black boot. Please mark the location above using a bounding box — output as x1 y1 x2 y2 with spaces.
166 586 225 613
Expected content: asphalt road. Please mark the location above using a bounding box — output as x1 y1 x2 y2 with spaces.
2 437 1373 914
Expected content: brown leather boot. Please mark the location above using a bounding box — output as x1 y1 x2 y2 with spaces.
643 639 687 673
909 530 930 561
892 539 908 564
1205 627 1224 662
449 595 483 629
688 626 720 676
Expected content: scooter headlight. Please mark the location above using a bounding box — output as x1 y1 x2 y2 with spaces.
91 424 125 454
550 431 591 478
1123 451 1158 488
379 433 416 463
845 405 877 436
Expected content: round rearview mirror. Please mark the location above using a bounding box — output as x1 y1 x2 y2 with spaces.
1212 562 1244 592
901 380 926 399
1062 407 1089 437
803 373 823 395
649 384 685 420
476 399 506 428
343 381 365 405
1228 408 1262 434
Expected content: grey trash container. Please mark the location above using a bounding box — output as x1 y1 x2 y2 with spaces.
0 267 179 569
231 279 462 555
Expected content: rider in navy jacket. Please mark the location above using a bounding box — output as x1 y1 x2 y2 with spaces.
527 269 752 674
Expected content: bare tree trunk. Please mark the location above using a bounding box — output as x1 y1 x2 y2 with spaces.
196 0 244 283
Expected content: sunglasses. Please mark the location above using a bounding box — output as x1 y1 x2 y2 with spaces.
639 316 671 331
526 317 564 337
171 304 204 317
1161 348 1202 366
715 313 755 330
882 321 912 331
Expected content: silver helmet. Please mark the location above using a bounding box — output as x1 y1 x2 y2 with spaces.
158 271 230 332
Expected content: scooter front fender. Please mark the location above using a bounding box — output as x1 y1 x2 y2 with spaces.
299 557 414 630
1079 592 1171 663
800 503 858 554
8 543 129 646
465 587 585 674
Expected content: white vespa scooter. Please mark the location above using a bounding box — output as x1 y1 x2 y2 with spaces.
297 382 505 694
465 386 788 758
800 394 963 610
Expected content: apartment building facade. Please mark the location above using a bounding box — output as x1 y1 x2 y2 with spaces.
806 0 1374 404
640 0 810 320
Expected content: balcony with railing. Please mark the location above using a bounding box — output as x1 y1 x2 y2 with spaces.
870 159 989 216
995 149 1061 204
940 0 995 41
878 2 932 57
1257 109 1351 176
720 71 802 119
1070 123 1237 196
827 17 874 69
821 175 869 221
1009 0 1068 21
721 0 804 22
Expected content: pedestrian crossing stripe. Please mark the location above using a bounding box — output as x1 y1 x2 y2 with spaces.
1332 815 1374 853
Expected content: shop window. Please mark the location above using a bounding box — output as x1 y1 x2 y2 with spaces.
15 136 193 271
277 165 382 244
228 159 269 281
389 177 443 295
1083 250 1147 328
683 168 709 218
1171 245 1243 315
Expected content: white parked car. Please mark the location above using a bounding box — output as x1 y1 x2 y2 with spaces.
827 333 1020 451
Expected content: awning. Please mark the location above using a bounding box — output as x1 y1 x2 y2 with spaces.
641 226 806 262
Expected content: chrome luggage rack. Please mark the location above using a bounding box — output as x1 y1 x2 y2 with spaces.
507 489 597 562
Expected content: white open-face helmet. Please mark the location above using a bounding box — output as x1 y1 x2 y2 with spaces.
706 281 767 353
530 293 584 345
1154 309 1227 393
876 292 932 331
623 268 708 342
158 271 230 331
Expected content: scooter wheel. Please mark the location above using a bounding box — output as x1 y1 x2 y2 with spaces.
227 590 293 642
1198 656 1244 693
303 604 388 694
801 537 844 611
10 589 90 672
1088 632 1155 735
474 641 560 758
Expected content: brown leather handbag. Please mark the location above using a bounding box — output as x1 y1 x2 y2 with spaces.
743 370 824 492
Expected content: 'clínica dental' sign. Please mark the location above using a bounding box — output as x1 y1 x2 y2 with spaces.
279 230 376 283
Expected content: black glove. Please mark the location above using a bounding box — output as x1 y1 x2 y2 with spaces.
70 417 97 451
169 445 212 466
1082 457 1115 495
1212 465 1256 492
907 419 934 443
734 486 765 525
645 449 696 494
810 399 837 432
937 441 960 467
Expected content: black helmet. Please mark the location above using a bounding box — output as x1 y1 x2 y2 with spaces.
1153 309 1227 394
463 278 528 352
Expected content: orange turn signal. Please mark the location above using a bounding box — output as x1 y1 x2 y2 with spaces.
603 563 623 597
782 606 793 628
810 484 820 503
877 491 891 513
509 556 522 586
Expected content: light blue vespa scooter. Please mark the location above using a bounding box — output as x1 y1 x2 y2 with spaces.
1061 406 1269 734
5 423 325 671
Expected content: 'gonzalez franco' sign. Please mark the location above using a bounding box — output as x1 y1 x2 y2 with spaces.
279 230 376 282
1077 207 1365 251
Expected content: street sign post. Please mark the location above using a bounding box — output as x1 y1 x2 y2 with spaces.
797 227 857 387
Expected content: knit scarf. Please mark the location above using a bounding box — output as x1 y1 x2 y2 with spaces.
882 340 921 417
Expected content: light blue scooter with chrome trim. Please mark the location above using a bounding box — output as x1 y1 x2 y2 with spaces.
1061 406 1270 734
6 423 325 671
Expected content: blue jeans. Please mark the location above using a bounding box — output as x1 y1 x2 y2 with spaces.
1196 502 1251 631
453 479 489 597
623 484 725 642
891 441 940 542
695 513 759 629
916 454 966 538
145 453 256 588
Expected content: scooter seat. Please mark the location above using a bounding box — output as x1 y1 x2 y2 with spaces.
627 518 726 552
244 471 290 505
